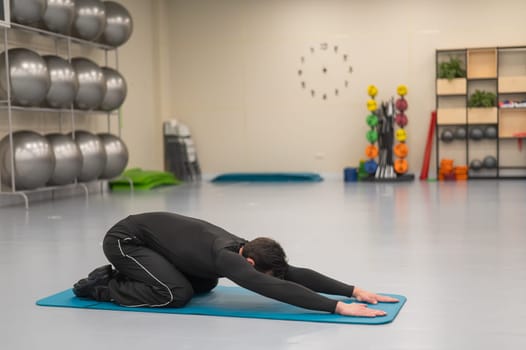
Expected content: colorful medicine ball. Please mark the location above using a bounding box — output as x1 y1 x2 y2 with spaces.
395 98 408 111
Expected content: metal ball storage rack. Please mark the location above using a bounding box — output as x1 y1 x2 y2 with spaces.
0 22 132 209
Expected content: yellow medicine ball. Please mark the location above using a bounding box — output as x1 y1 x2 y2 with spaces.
397 84 408 96
396 128 407 142
367 85 378 98
366 99 377 111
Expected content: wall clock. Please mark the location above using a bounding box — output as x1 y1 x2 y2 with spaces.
298 42 353 100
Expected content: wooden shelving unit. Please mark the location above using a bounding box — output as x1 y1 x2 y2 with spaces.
436 46 526 179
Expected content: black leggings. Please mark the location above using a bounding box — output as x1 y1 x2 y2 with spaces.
102 231 218 308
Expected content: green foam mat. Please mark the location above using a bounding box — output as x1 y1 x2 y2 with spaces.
109 168 181 191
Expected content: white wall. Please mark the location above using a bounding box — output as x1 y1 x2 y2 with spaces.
153 0 526 176
117 0 162 171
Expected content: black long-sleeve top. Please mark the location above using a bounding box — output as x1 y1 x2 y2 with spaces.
113 212 355 313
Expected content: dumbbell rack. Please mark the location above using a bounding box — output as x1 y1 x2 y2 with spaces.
0 23 130 208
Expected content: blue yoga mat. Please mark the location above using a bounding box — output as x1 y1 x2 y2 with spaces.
211 172 323 183
36 286 406 324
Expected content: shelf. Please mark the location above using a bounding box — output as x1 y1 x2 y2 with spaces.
9 23 115 51
498 76 526 93
497 169 526 178
499 135 526 139
499 166 526 169
498 46 526 51
437 93 466 97
467 107 498 124
468 176 499 180
437 78 467 95
436 48 467 53
437 108 466 125
0 182 89 209
0 104 118 114
467 48 497 79
0 178 132 209
499 106 526 110
467 77 498 82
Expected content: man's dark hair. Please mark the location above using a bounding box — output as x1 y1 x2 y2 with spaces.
242 237 288 279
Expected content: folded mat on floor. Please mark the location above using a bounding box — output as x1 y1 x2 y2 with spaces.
36 285 405 324
211 172 323 183
109 168 181 191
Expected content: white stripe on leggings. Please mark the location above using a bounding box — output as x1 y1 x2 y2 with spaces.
116 238 174 307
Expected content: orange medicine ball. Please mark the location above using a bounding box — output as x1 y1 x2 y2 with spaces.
394 159 408 174
365 144 379 158
393 143 408 158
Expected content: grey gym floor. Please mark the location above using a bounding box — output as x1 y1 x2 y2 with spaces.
1 179 525 349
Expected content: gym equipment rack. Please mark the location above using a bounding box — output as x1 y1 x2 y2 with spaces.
0 22 132 208
435 45 526 180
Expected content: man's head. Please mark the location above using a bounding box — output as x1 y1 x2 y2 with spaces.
241 237 288 279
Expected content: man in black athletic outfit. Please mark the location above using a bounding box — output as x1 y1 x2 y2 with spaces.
74 212 397 317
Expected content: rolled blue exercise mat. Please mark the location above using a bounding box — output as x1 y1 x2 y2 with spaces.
211 173 323 183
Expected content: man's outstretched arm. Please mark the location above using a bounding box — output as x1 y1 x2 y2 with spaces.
285 265 355 296
285 266 398 317
217 253 397 317
285 265 399 304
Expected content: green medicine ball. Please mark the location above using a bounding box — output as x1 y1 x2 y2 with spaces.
366 129 379 143
366 114 379 127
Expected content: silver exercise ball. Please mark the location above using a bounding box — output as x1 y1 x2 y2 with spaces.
72 0 106 41
0 48 51 106
71 57 106 110
100 67 127 111
42 0 75 34
46 133 82 185
101 1 133 47
10 0 47 25
97 133 128 179
0 131 55 190
43 55 78 108
72 130 106 182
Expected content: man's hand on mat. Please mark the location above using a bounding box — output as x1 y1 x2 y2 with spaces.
352 287 399 304
335 301 386 317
